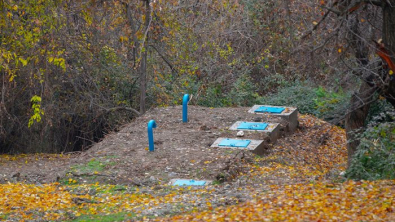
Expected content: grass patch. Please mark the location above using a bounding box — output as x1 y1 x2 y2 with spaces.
104 155 119 159
71 159 106 174
70 212 135 222
0 213 10 220
60 158 116 185
103 185 128 194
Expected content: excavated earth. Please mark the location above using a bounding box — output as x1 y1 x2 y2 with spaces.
0 105 291 185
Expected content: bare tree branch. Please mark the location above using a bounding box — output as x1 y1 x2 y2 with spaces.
301 9 331 39
149 44 176 74
94 103 141 117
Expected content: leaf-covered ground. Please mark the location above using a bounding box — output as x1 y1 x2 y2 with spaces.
1 111 394 221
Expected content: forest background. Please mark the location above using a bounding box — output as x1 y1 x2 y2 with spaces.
1 0 395 179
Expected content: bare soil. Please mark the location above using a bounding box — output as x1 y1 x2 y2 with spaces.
0 105 292 185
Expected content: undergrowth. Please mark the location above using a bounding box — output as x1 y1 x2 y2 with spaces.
346 101 395 180
258 81 351 124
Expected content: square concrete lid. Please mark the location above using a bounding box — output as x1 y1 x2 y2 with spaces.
248 105 297 116
169 179 213 186
237 122 268 130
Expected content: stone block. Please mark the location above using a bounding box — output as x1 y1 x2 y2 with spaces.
248 105 298 133
211 137 266 155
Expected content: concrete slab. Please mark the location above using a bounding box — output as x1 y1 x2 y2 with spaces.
229 121 280 143
211 137 266 155
169 178 213 186
248 105 298 133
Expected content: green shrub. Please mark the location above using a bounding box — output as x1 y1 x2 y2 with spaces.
260 73 290 93
346 122 395 180
227 74 259 106
258 82 320 115
196 83 231 107
258 82 351 124
366 99 395 126
313 86 351 123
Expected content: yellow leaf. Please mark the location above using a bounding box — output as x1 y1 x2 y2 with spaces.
389 70 393 75
19 58 27 66
9 73 16 82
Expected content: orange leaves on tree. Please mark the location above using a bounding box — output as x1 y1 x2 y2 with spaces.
375 39 395 73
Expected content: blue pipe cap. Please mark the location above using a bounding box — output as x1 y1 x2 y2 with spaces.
148 120 157 129
183 94 190 103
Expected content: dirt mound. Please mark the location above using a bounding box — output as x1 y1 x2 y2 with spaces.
1 105 291 184
74 105 290 185
0 106 350 221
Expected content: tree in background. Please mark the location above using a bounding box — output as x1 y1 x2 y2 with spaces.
1 0 66 152
0 0 146 153
4 0 391 156
305 0 395 166
0 0 329 153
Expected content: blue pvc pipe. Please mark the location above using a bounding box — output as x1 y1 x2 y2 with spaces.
147 120 157 152
182 94 190 123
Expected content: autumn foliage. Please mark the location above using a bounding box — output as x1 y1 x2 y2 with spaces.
0 0 329 153
1 0 395 220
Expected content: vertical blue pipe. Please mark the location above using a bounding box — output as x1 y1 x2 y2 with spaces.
182 94 190 123
147 120 157 152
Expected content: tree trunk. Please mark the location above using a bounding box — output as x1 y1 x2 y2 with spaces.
346 2 395 167
139 0 151 114
125 3 138 68
383 1 395 58
382 1 395 107
140 50 147 113
345 16 374 167
345 82 376 166
283 0 294 46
